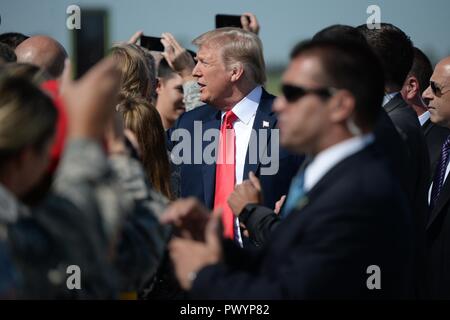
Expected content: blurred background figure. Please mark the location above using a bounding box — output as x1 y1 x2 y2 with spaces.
0 43 17 65
160 32 202 112
0 32 29 50
15 35 67 80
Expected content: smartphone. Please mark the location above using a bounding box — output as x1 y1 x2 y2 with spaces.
73 9 108 79
140 35 164 52
215 14 244 29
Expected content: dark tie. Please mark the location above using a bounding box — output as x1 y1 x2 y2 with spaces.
430 135 450 210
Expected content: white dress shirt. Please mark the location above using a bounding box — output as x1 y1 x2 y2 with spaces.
220 86 262 247
418 111 431 127
221 86 262 184
304 134 375 192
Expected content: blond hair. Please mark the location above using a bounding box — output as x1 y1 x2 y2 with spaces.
117 96 172 199
193 27 266 85
111 44 152 101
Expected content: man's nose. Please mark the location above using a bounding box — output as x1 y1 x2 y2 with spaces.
192 62 201 78
422 85 433 101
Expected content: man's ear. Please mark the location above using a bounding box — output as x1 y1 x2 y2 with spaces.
155 77 163 95
329 90 355 123
229 63 245 83
404 76 420 100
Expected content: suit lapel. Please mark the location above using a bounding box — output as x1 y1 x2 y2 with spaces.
383 93 404 114
427 176 450 229
422 119 433 136
202 109 221 207
278 147 370 227
243 89 277 179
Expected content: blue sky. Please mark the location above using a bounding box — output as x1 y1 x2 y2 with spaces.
1 0 449 68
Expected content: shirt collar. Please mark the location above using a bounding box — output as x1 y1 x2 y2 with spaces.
304 133 375 192
418 110 431 127
382 92 400 107
221 86 262 125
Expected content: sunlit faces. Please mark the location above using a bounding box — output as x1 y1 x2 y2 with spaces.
192 44 234 109
273 55 335 155
423 59 450 128
156 73 185 129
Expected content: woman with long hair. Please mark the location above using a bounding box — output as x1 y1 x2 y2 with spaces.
111 44 173 199
117 96 172 199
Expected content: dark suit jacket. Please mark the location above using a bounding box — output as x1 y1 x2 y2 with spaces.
166 89 303 210
425 121 450 298
380 95 429 297
422 119 450 177
190 145 414 299
426 168 450 298
240 104 427 296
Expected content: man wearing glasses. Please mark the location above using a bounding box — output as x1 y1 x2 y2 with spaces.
401 47 450 177
422 56 450 299
161 38 414 299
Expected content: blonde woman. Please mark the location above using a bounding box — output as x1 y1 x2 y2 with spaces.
117 96 172 199
111 44 173 199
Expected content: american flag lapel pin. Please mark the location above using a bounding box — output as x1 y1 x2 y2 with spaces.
263 121 270 128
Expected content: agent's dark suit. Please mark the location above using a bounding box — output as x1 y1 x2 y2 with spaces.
167 89 303 210
241 105 426 296
382 95 429 297
426 165 450 298
190 144 414 299
383 95 430 211
422 119 450 177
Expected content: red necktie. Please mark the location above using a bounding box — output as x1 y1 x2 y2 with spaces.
214 110 238 239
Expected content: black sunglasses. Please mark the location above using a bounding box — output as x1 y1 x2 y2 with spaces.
281 84 336 103
430 80 450 96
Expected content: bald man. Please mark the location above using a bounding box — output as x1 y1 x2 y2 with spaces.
15 35 67 79
422 56 450 298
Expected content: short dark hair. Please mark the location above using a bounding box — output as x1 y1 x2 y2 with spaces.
0 43 16 64
290 39 384 129
157 58 176 80
313 25 367 46
357 23 413 90
409 47 433 94
0 32 29 49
